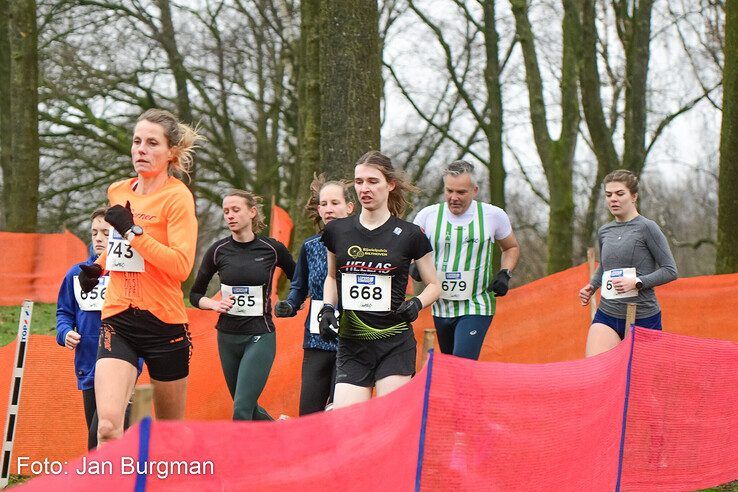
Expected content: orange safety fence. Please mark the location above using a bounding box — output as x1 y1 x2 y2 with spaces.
269 203 294 296
1 265 737 479
0 231 88 305
18 328 738 491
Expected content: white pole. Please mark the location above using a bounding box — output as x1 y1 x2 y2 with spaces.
0 300 33 487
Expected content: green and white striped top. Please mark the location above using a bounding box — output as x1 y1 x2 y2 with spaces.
413 200 512 317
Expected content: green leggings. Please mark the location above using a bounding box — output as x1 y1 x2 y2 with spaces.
217 331 275 421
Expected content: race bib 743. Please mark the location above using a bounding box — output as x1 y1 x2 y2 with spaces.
105 227 144 272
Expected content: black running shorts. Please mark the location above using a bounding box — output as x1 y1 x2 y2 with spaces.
98 308 192 381
335 333 416 387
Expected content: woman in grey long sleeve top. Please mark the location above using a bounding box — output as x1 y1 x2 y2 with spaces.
579 170 678 357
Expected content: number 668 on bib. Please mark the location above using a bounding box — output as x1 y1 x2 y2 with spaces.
341 273 392 312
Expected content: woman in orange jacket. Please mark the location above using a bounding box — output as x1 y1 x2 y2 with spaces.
78 108 202 444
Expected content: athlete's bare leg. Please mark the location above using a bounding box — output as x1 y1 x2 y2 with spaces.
375 375 412 397
585 323 622 357
95 358 137 444
151 377 188 419
333 383 372 409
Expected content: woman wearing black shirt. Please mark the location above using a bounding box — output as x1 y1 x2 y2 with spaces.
321 151 440 409
190 190 295 420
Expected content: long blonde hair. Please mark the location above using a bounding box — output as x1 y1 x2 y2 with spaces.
137 109 204 179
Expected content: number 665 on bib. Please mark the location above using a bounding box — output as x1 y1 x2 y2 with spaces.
221 284 264 316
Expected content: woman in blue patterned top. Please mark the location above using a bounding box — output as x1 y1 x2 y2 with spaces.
274 175 354 415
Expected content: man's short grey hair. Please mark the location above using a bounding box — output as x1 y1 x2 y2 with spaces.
442 160 477 186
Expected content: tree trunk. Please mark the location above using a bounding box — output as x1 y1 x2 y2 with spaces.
482 0 505 210
3 0 39 232
293 0 322 245
576 0 620 255
481 0 506 273
546 1 579 274
155 0 196 189
621 0 653 174
576 0 654 255
510 0 553 165
154 0 199 293
0 0 10 230
319 0 381 179
548 141 575 272
155 0 192 123
717 0 738 274
510 0 578 273
254 32 278 225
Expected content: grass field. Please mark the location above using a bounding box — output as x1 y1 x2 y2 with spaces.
704 484 738 491
0 303 734 490
0 303 57 346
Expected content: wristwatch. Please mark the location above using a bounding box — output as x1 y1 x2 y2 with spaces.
635 277 643 290
125 225 143 241
500 269 512 279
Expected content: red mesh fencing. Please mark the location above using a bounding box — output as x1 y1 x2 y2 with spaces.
2 263 737 488
16 327 738 491
620 328 738 490
21 362 427 491
419 344 631 490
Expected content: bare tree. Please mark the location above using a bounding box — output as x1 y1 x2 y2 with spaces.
36 0 299 235
510 0 580 273
292 0 321 244
0 0 10 230
717 0 738 273
399 0 509 210
575 0 720 255
319 0 382 179
641 172 717 277
2 0 40 232
389 1 514 271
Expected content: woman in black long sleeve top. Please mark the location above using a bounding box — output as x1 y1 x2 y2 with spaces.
190 190 295 420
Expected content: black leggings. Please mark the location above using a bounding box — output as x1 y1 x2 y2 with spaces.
82 388 97 451
217 331 275 421
299 348 336 416
82 387 132 450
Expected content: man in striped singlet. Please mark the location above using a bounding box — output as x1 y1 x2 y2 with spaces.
413 160 520 360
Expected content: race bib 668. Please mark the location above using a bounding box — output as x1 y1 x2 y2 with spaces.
341 273 392 312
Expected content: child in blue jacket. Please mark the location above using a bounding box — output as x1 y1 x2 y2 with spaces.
55 208 139 449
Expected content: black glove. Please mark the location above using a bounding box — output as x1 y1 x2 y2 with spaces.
317 304 339 341
274 300 295 317
105 201 135 237
78 263 103 293
395 297 422 323
409 263 422 282
491 269 511 297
